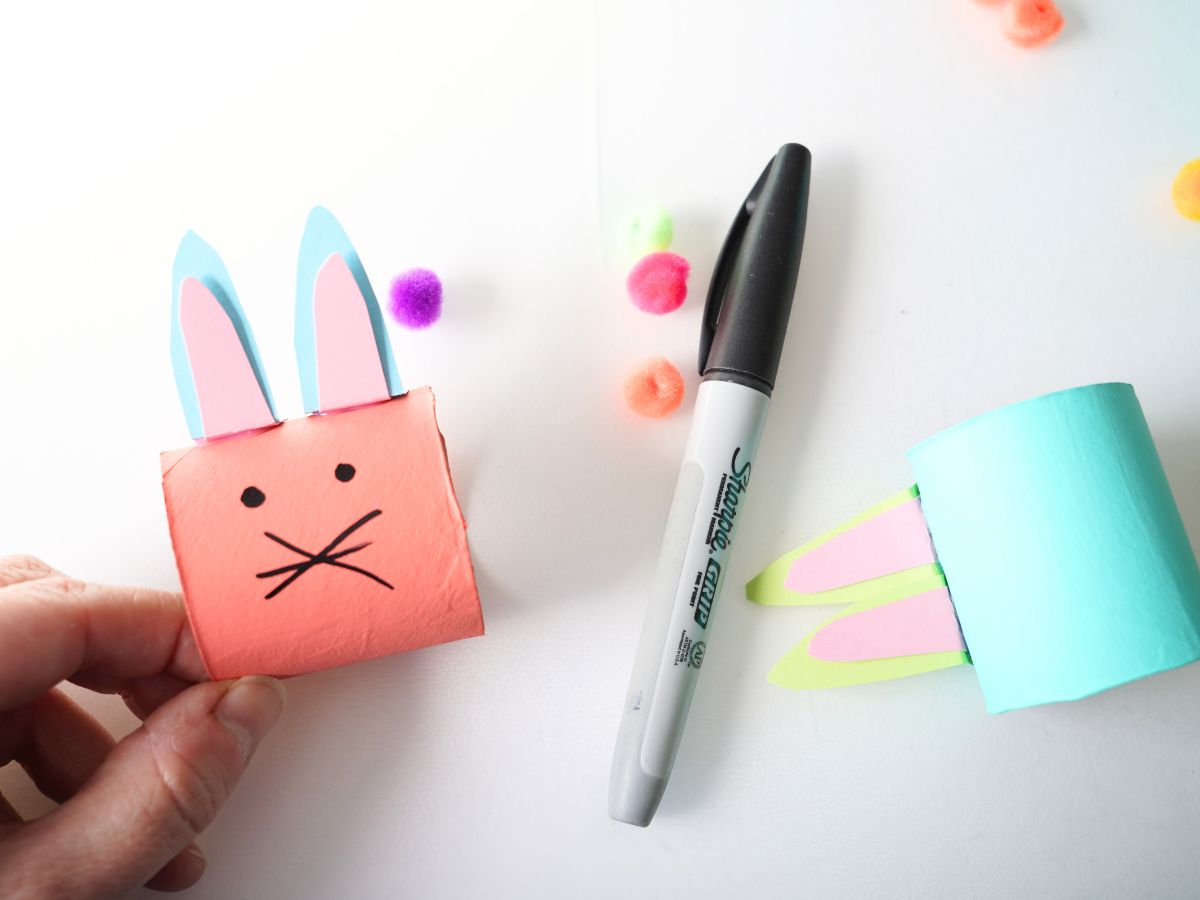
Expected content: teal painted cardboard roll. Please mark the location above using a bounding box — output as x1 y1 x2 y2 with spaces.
746 383 1200 713
911 383 1200 711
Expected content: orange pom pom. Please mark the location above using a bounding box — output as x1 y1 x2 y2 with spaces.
1172 159 1200 221
1002 0 1064 48
624 358 684 419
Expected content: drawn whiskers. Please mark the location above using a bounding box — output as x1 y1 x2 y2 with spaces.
255 509 394 599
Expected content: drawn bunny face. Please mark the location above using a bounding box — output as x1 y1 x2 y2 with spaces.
162 208 482 679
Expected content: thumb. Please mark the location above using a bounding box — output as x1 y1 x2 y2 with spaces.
6 676 285 898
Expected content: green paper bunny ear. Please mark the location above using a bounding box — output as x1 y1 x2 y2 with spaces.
747 487 970 690
747 487 938 607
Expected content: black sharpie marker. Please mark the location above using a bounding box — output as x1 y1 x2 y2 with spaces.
609 144 811 826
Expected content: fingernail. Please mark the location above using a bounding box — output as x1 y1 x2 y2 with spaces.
215 676 286 761
169 843 207 887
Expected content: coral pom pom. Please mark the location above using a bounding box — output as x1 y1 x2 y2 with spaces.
1002 0 1064 48
1172 159 1200 221
624 358 685 419
389 268 443 329
626 252 689 315
624 203 674 256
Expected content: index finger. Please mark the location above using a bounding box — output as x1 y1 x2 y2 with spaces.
0 563 206 710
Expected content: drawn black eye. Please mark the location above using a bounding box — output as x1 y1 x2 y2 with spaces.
335 463 356 483
241 486 265 508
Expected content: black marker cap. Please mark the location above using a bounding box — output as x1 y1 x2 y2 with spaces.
699 143 811 395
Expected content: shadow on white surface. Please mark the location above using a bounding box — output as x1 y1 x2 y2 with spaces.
1155 427 1200 559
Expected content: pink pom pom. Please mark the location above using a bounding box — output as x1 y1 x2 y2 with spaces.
1002 0 1063 48
626 252 689 315
624 358 685 418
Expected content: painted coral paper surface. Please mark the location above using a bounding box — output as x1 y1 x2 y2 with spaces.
909 382 1200 713
162 388 483 678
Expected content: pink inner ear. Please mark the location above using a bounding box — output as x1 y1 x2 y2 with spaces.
785 497 937 593
179 278 275 439
313 253 389 412
808 588 966 662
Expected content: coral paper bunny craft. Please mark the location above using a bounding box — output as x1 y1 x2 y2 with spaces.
162 208 483 679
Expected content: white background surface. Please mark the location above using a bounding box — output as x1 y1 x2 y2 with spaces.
2 1 1199 897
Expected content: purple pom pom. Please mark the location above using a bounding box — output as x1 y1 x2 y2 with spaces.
389 268 443 329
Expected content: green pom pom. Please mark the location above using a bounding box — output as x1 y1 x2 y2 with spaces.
623 203 673 256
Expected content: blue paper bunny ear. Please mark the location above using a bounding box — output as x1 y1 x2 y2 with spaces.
295 207 405 414
171 231 278 440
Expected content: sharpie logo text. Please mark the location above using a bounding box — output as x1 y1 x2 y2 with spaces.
705 448 752 554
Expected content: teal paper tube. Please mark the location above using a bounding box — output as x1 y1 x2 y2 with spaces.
908 383 1200 713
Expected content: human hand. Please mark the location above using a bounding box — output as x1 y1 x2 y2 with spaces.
0 556 286 897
